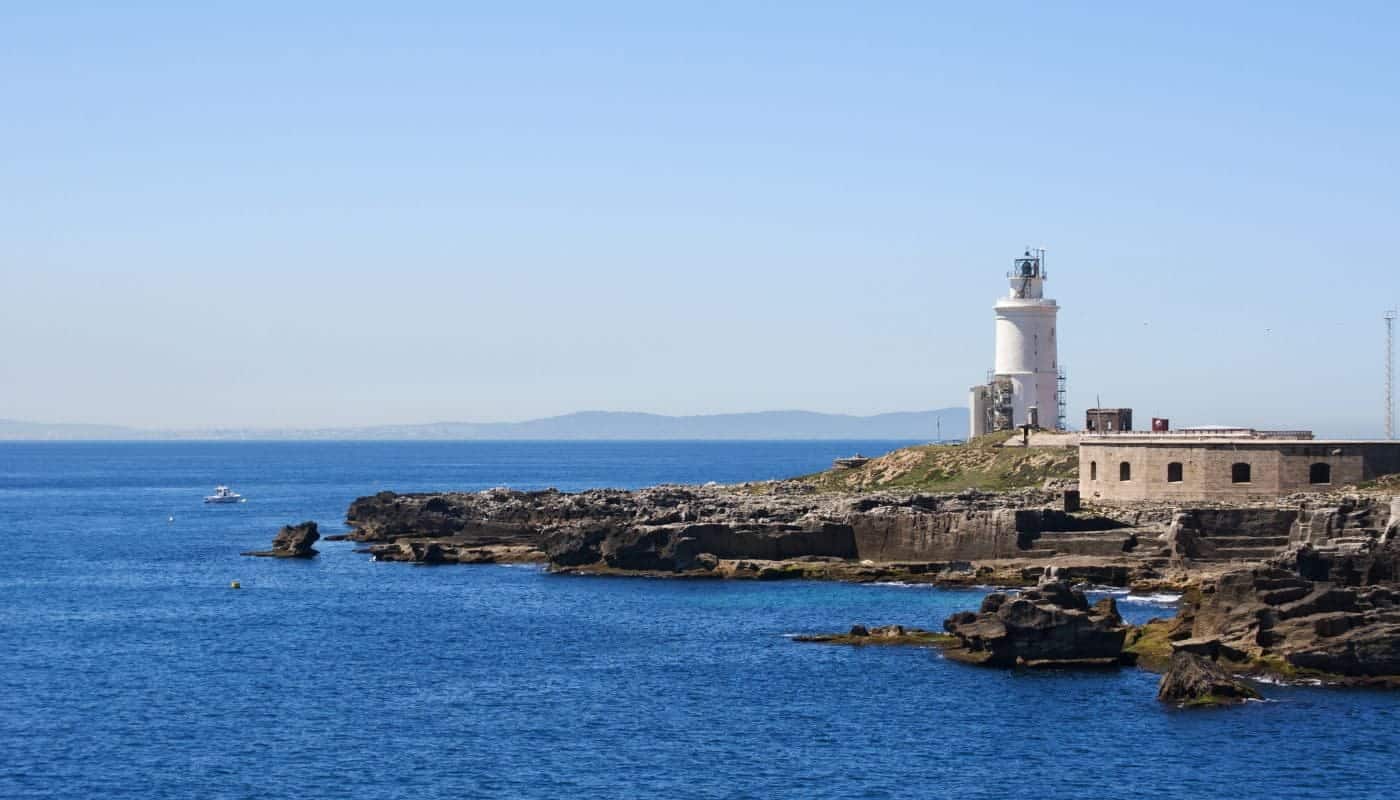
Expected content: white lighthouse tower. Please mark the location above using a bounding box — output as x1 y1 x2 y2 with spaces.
969 248 1061 438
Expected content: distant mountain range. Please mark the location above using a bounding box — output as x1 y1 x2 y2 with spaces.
0 409 968 442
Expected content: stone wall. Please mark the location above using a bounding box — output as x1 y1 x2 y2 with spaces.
846 508 1023 562
1079 440 1400 503
845 508 1128 561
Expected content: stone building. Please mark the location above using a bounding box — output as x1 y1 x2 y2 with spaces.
1079 432 1400 502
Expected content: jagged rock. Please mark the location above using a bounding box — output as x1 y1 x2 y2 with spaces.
1164 513 1208 563
342 485 1119 569
242 521 320 559
1285 541 1400 586
1157 651 1260 706
338 483 1381 579
543 521 857 573
941 581 1128 667
1091 596 1123 626
1180 541 1400 679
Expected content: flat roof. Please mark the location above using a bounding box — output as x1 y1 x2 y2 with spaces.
1080 437 1396 446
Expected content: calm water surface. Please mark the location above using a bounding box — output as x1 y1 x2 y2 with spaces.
1 442 1396 799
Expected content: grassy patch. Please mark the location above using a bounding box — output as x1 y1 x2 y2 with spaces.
792 433 1078 494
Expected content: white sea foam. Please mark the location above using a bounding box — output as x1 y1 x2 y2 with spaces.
1078 585 1130 595
1252 674 1329 688
1118 592 1183 605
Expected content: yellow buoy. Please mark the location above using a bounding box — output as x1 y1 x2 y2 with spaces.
230 580 241 589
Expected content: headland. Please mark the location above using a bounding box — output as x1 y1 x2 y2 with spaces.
304 432 1400 694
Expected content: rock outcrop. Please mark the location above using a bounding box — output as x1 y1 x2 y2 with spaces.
242 521 320 559
1157 651 1261 706
340 486 1158 579
335 485 1397 587
543 521 857 573
940 582 1129 667
1171 539 1400 682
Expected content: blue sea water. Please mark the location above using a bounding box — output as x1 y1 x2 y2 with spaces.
2 441 1398 800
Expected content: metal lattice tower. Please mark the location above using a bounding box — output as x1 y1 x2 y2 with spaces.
1056 366 1068 431
1387 310 1397 439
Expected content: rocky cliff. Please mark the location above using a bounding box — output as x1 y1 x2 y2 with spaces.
1140 532 1400 684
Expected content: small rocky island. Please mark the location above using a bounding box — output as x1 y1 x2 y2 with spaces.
242 521 320 558
940 582 1128 667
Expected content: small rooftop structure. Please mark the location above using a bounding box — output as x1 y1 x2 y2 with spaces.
1085 408 1132 433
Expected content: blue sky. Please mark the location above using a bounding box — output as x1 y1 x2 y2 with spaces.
2 2 1397 435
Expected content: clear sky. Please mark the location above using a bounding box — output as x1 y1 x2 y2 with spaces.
2 2 1397 436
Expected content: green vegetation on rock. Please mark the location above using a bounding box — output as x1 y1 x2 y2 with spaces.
797 432 1079 493
794 626 957 647
1124 619 1177 671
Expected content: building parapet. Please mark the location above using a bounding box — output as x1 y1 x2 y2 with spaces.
1082 428 1314 441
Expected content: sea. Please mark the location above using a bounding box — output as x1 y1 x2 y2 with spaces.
2 441 1398 800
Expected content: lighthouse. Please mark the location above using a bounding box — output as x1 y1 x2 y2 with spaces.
969 248 1061 438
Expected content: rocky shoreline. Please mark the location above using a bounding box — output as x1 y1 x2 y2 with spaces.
245 479 1400 696
328 483 1398 592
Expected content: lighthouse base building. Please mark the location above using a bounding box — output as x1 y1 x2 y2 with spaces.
970 249 1063 438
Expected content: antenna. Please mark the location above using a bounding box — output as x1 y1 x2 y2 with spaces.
1387 310 1397 439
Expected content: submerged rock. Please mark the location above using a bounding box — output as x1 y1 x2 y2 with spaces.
1157 651 1260 707
242 521 320 559
794 625 952 646
940 581 1128 667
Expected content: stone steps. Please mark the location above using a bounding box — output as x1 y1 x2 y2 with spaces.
1203 535 1291 548
1038 537 1134 557
1328 536 1377 548
1208 546 1285 561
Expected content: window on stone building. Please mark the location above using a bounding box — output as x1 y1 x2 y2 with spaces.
1119 462 1131 481
1166 462 1183 483
1090 461 1097 480
1231 462 1252 483
1309 463 1331 484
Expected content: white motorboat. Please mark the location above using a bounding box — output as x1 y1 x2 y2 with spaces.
204 485 244 504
